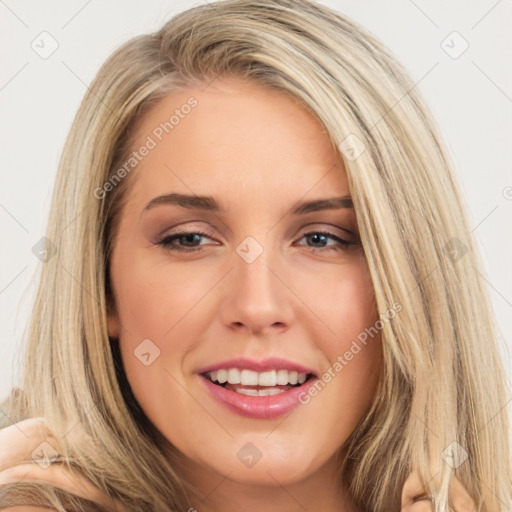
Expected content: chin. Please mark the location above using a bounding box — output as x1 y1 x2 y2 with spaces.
203 439 325 486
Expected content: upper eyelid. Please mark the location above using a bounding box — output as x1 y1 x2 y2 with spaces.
156 231 354 256
159 221 356 239
158 228 353 246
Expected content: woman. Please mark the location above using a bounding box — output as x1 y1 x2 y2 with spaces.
0 0 510 510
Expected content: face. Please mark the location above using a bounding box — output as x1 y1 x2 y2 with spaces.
107 78 383 489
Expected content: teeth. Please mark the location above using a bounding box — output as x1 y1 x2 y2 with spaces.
236 388 259 396
240 369 259 385
258 370 276 386
217 369 228 384
258 388 284 396
207 368 309 387
227 368 240 384
229 387 287 396
276 369 289 385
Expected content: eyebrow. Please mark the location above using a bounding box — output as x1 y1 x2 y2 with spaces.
142 193 353 214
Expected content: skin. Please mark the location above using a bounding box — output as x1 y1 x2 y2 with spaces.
106 78 384 512
0 420 462 511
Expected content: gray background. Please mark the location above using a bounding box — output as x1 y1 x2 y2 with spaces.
1 1 511 408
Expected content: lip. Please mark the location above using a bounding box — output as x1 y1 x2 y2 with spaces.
196 356 317 376
197 357 319 419
198 358 318 420
200 374 317 419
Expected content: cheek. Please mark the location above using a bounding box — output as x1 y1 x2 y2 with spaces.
111 249 223 413
112 263 206 439
303 257 377 343
111 248 216 343
302 258 382 398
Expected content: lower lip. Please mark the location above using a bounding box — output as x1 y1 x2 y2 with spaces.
199 375 318 419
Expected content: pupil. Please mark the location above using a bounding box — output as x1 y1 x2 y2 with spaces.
182 234 200 246
309 233 326 247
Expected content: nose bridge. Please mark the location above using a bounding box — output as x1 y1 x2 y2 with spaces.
220 234 294 334
237 242 275 296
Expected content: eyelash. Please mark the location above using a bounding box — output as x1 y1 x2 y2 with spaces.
156 230 353 253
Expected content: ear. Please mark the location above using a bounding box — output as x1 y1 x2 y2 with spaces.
107 314 119 338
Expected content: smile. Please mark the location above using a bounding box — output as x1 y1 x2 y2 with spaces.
197 358 318 419
205 368 310 395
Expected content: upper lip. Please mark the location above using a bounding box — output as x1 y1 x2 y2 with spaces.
196 357 318 377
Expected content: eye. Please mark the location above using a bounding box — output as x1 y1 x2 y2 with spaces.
296 231 352 252
156 230 214 253
156 229 355 254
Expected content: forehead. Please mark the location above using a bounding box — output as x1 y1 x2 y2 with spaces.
124 78 348 205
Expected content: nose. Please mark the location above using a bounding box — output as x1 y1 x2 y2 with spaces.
219 245 295 337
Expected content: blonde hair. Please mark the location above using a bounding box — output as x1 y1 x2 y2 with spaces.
1 0 510 510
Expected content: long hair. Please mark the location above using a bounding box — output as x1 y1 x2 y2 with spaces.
1 0 510 510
